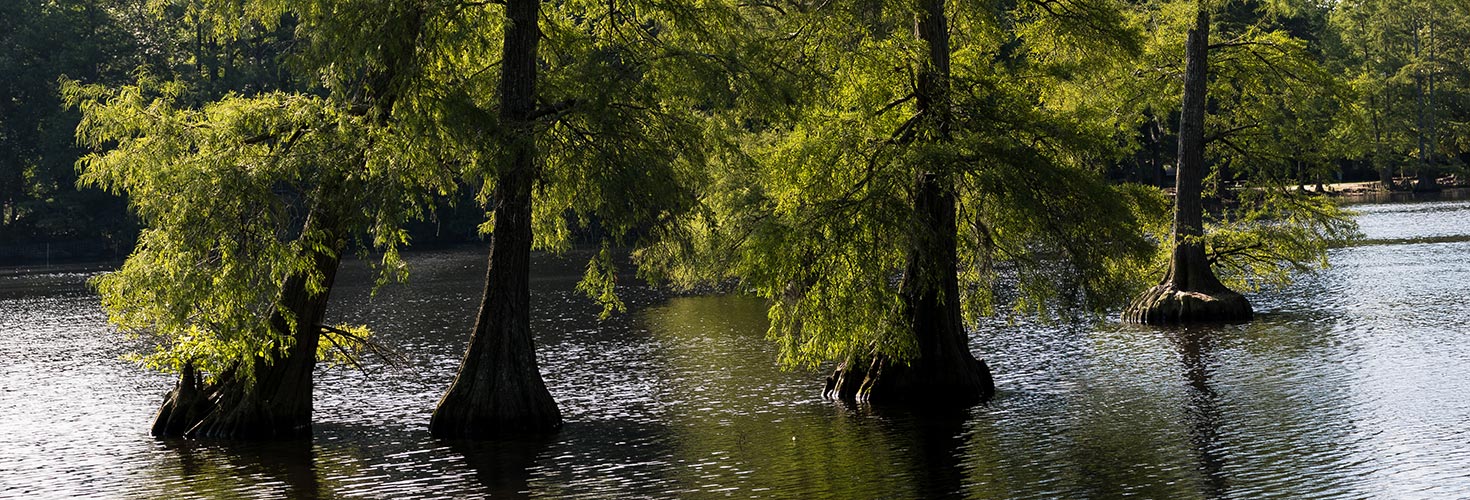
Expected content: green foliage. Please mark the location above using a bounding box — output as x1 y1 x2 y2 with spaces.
66 0 774 379
577 244 627 320
68 78 340 378
66 65 448 379
1108 0 1364 291
1330 0 1470 179
1204 189 1360 291
639 0 1165 368
16 0 1404 383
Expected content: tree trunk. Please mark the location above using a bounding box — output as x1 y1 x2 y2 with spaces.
825 0 995 407
152 2 421 439
1124 7 1251 325
1149 117 1165 188
1411 19 1440 193
430 0 562 438
151 203 345 439
1370 93 1394 190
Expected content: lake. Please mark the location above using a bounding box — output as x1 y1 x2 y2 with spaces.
3 198 1469 498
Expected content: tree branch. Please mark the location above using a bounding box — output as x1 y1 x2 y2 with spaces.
530 98 579 122
1206 123 1261 144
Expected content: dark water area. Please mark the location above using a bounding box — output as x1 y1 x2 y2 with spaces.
4 200 1470 498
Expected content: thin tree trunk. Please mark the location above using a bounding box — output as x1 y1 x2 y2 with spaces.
1369 93 1393 189
1410 18 1439 192
825 0 994 406
1149 117 1165 187
1124 6 1250 325
431 0 562 438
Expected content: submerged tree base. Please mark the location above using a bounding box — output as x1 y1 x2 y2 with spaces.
430 387 563 439
824 354 995 407
151 366 211 438
150 363 316 440
1123 285 1252 324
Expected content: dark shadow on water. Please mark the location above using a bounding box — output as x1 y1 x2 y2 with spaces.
158 437 323 498
448 436 554 498
1168 328 1228 500
851 403 973 499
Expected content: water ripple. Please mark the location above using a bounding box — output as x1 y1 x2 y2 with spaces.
4 199 1470 498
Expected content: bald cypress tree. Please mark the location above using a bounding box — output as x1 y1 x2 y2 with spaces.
1122 0 1360 324
71 0 446 439
641 0 1163 406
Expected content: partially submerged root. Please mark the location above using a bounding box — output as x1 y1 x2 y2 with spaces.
151 364 210 437
824 353 995 407
1123 284 1252 325
151 353 316 440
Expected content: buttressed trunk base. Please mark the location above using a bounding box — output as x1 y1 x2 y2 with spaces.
1124 283 1251 325
151 220 343 439
428 0 562 439
1124 7 1250 325
825 354 996 407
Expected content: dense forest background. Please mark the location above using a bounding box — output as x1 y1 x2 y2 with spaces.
1 0 1465 266
0 0 483 264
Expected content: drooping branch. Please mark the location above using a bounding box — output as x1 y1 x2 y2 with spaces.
1205 123 1261 144
529 98 579 122
318 323 412 372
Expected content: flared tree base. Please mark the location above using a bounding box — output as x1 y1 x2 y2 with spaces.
150 371 313 440
151 368 210 438
1123 284 1252 324
1413 178 1443 193
824 354 995 407
430 384 563 439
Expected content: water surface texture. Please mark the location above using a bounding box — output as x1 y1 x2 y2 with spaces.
3 199 1470 498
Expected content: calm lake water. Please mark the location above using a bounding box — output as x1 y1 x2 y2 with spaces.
3 198 1470 499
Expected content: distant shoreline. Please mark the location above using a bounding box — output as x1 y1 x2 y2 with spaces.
0 260 121 278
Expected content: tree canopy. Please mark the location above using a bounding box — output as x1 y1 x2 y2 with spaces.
20 0 1434 428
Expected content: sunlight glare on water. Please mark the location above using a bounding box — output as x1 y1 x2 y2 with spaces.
2 197 1470 498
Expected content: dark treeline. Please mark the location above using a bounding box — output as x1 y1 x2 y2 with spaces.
0 0 484 265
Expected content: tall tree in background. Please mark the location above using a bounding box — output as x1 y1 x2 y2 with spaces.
1123 0 1359 324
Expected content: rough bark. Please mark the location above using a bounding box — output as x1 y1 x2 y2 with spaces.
825 0 995 407
1124 8 1251 325
430 0 562 438
151 205 345 439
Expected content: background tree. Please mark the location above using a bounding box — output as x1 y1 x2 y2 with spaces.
0 0 143 263
1331 0 1470 190
1122 0 1359 324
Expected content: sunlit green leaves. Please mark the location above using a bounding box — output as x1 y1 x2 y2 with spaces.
638 0 1165 368
68 77 347 379
1205 189 1361 291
